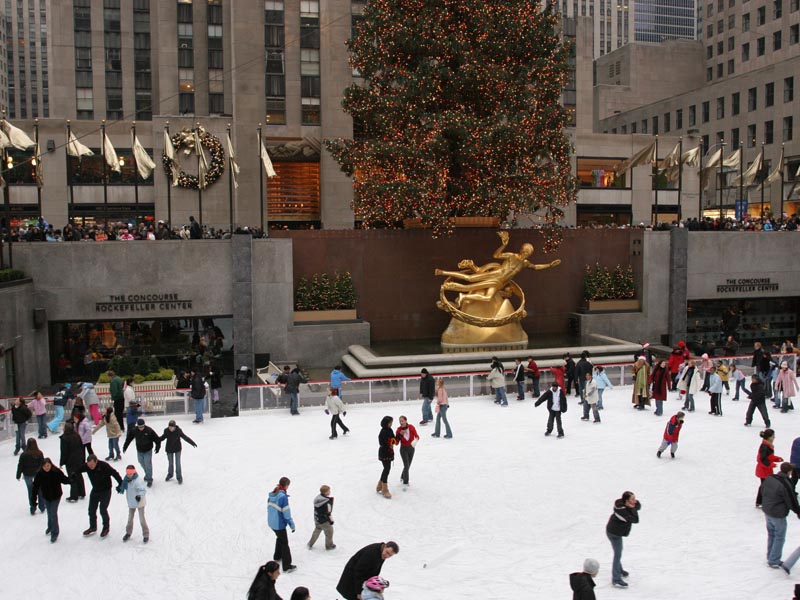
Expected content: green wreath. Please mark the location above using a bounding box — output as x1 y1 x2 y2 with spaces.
163 127 225 189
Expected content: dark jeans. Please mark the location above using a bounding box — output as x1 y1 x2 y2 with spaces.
330 414 349 437
746 401 770 426
566 376 576 396
36 414 47 437
757 477 766 506
15 423 27 453
516 381 525 399
88 488 112 529
43 497 61 541
23 474 45 513
607 532 625 583
527 376 540 397
734 379 749 400
113 399 125 432
546 410 564 436
380 459 392 483
399 445 415 484
272 528 293 570
67 467 85 499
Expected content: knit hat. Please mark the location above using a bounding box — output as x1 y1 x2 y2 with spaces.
678 340 685 347
240 365 248 371
701 353 709 359
136 418 145 426
421 368 429 375
168 420 176 427
583 558 599 575
638 355 647 361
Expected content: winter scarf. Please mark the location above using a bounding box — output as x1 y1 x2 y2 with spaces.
119 472 138 493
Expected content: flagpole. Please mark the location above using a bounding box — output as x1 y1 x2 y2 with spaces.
760 141 765 220
1 109 8 268
196 122 202 226
718 140 725 220
227 123 234 233
165 122 172 229
698 141 704 220
677 136 683 219
66 121 74 224
739 140 744 218
132 122 139 207
101 120 108 228
653 135 658 227
781 144 786 222
258 123 264 232
34 118 41 218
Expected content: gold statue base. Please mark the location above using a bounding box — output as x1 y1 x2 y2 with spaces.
440 298 529 353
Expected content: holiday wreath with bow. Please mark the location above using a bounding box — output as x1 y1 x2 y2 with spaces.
163 126 225 189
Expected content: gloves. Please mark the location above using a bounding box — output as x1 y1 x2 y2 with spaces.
291 528 296 533
135 495 141 502
16 476 21 481
343 411 347 417
116 485 123 493
155 448 160 454
192 443 198 448
324 409 330 415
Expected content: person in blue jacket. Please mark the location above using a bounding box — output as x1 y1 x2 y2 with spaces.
593 366 613 410
330 366 351 399
268 476 297 573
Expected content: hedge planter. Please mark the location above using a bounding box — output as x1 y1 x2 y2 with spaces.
294 309 358 323
585 299 640 312
403 216 501 229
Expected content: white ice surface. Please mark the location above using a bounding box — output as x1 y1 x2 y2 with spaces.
1 387 798 599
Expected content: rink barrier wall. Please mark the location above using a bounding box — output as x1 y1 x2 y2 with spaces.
1 353 795 442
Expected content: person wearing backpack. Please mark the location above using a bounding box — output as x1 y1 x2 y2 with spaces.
190 370 207 423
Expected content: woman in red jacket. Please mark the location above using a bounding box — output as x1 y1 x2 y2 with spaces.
650 360 670 416
395 416 419 489
756 428 782 507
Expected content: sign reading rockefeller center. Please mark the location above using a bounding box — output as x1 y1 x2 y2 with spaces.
716 278 780 294
95 293 193 313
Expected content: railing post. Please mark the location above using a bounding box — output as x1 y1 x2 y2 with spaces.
402 379 407 402
469 374 474 397
368 380 372 403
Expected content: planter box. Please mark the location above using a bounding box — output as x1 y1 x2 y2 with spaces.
294 309 358 323
403 216 501 229
585 299 640 312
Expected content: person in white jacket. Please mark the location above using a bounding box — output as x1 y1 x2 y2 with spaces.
325 388 349 439
118 465 149 543
678 359 703 412
581 373 601 423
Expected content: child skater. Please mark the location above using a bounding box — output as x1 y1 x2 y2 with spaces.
325 388 349 439
657 411 685 459
361 577 390 600
307 484 335 550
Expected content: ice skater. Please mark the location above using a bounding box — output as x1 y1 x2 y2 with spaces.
396 415 419 487
158 420 197 484
488 358 508 406
336 541 398 600
419 368 436 423
29 392 48 439
678 359 702 412
535 382 568 438
606 491 641 588
330 365 351 399
325 387 349 439
432 378 453 438
73 411 94 457
60 421 85 502
650 360 669 416
16 438 45 515
11 398 32 455
377 416 398 498
775 360 798 413
246 561 283 600
307 484 335 550
78 454 122 538
707 367 723 416
569 558 599 600
31 458 71 543
267 476 297 573
755 428 782 508
760 462 800 568
745 374 771 427
118 464 149 543
581 372 600 423
48 383 72 434
593 365 613 410
657 411 685 458
731 363 748 401
123 418 161 488
631 356 650 410
362 577 390 600
93 406 123 461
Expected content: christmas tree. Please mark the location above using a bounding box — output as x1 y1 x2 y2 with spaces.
326 0 576 239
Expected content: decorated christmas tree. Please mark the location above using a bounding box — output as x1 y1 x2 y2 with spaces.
326 0 576 239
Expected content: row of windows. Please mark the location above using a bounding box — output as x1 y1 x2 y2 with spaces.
706 0 800 39
707 25 799 83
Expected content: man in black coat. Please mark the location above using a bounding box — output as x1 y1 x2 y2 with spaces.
159 420 198 483
60 422 86 502
575 351 594 401
513 358 526 401
78 454 122 538
745 374 771 427
535 382 568 438
123 418 161 487
336 541 399 600
419 368 435 425
563 353 577 397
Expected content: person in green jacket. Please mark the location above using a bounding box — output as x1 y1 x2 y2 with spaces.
109 370 125 432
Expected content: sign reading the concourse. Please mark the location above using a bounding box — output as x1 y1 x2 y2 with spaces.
716 278 780 294
95 293 193 313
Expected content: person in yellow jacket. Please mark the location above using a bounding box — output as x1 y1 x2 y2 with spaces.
716 360 730 396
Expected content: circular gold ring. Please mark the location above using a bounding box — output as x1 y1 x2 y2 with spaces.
437 279 527 327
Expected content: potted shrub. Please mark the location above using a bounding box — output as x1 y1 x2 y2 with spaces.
294 271 358 322
583 263 639 312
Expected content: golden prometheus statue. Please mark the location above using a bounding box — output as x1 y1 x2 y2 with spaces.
435 231 561 350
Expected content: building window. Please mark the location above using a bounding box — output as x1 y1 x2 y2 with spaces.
652 116 659 135
664 112 671 133
774 31 782 51
702 101 710 123
742 13 750 32
716 97 725 119
748 87 757 111
717 63 723 78
265 0 286 125
717 19 723 34
133 0 152 120
707 67 713 81
732 92 740 115
792 0 799 11
301 97 321 126
742 42 749 61
702 135 709 152
731 127 740 149
576 157 628 188
207 2 224 111
707 24 714 38
775 0 783 18
765 82 775 107
267 161 322 222
757 5 766 24
209 93 224 114
727 59 735 75
676 109 683 130
621 124 627 134
641 119 648 134
716 131 725 146
74 0 93 120
757 37 765 56
747 124 756 147
765 120 774 144
179 92 194 115
786 77 795 102
177 0 194 113
727 36 735 52
631 122 637 133
717 41 724 55
707 45 713 59
300 1 321 125
689 105 696 126
784 116 794 142
792 24 800 45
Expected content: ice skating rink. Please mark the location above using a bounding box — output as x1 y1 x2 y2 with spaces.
1 386 797 599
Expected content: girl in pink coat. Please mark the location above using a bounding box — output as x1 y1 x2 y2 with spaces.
775 361 798 413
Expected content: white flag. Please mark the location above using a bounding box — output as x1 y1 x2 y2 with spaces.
195 129 210 189
66 131 94 157
131 132 156 180
163 130 179 186
259 136 277 178
227 133 240 189
704 147 723 169
659 142 681 171
761 147 784 188
103 132 121 173
1 119 35 149
723 148 741 169
0 128 11 150
732 150 763 187
615 141 656 175
681 146 701 167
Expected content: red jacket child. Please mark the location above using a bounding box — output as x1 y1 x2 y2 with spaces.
663 413 684 444
395 422 419 447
